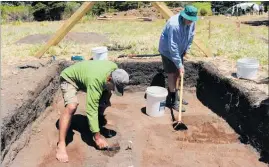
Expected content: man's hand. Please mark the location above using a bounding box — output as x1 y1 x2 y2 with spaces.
183 52 190 61
183 54 190 61
94 132 108 149
178 66 185 77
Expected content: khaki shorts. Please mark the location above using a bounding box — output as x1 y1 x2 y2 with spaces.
60 78 78 106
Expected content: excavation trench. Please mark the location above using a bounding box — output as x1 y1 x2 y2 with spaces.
1 59 268 167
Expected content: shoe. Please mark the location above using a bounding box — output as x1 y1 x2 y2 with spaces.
182 99 188 105
171 102 186 112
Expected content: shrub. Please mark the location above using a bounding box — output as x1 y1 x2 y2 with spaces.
200 8 208 16
191 2 212 16
31 2 66 21
62 2 81 19
0 5 33 23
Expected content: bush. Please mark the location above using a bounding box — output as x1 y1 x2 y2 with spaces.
62 2 81 19
0 5 33 23
31 2 66 21
200 8 208 16
191 2 212 16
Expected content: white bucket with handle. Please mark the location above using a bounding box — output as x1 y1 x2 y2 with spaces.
146 86 168 117
92 46 108 60
236 58 259 79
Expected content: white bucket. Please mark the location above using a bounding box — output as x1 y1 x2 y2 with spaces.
92 46 108 60
236 58 259 79
146 86 168 117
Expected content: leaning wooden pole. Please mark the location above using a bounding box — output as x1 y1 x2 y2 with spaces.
35 2 95 58
152 2 212 57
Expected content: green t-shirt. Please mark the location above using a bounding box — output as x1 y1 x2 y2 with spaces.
60 60 118 133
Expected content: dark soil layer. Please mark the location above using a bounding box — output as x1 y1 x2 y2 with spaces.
196 62 269 163
1 60 66 166
243 19 269 27
117 61 199 89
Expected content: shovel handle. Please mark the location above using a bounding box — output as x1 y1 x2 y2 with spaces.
176 73 184 122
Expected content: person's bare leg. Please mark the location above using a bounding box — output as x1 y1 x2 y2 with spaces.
56 103 78 163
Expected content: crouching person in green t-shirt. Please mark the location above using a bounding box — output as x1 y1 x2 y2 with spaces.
56 60 129 163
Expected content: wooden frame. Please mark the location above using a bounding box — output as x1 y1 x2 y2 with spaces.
35 1 211 58
152 2 212 57
35 2 95 58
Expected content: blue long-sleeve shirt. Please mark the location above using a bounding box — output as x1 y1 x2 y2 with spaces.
158 14 196 69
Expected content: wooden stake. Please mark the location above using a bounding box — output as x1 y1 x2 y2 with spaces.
35 2 95 58
208 20 211 39
152 2 212 57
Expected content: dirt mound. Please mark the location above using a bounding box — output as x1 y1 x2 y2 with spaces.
107 7 183 19
16 32 108 44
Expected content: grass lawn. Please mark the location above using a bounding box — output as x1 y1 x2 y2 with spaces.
1 15 268 65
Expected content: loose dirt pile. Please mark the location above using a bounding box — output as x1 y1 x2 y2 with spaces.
103 7 183 19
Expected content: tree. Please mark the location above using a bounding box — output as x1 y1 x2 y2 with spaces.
31 2 66 21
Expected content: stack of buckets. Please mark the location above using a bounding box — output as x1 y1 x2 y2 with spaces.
91 46 108 60
145 86 168 117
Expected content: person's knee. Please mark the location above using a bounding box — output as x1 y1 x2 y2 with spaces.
66 103 78 115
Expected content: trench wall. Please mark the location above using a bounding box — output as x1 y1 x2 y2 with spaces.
1 61 66 166
2 60 268 166
196 62 269 163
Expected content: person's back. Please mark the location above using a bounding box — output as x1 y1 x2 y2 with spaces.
60 60 118 91
159 13 196 61
57 60 129 163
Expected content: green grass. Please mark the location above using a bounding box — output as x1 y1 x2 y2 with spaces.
191 2 212 16
1 15 268 66
194 17 268 65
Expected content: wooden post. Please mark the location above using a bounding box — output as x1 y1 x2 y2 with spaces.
152 2 212 57
238 20 241 38
236 19 241 38
35 2 95 58
152 2 174 20
208 20 211 39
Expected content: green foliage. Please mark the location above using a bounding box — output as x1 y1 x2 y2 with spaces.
89 2 107 16
0 5 33 23
200 8 208 16
62 2 81 19
165 1 190 8
31 2 66 21
192 2 212 16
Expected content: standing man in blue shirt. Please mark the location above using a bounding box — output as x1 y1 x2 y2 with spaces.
158 5 198 111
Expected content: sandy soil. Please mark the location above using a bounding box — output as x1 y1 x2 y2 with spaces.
10 90 267 167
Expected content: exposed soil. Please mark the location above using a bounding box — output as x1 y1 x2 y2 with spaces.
1 59 62 164
10 91 267 167
15 32 108 44
2 58 268 167
197 62 269 164
242 16 269 27
102 7 183 20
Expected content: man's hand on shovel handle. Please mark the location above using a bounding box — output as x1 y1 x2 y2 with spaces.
179 66 185 77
